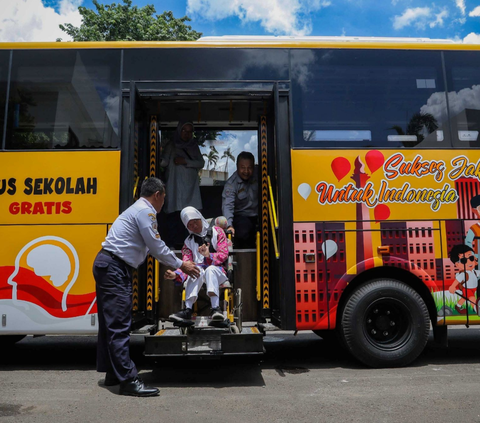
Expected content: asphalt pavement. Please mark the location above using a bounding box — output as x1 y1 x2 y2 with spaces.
1 328 480 423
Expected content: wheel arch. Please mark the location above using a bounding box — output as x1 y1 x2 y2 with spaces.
336 266 437 329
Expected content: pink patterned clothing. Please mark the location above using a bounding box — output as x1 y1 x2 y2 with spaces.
174 227 228 283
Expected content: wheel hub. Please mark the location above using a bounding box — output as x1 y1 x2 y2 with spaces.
364 300 409 347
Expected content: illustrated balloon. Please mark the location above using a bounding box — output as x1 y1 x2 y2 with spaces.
331 157 351 181
321 239 338 260
374 204 390 222
365 150 385 174
298 183 312 200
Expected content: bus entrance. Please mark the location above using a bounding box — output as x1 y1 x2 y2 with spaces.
124 82 288 356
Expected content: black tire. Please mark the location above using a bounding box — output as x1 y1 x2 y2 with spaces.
340 279 430 368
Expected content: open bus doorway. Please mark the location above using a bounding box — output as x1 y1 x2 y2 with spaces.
125 87 280 342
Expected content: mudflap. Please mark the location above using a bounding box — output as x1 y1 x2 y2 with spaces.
144 326 264 357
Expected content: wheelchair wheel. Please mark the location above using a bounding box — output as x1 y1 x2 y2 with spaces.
234 288 243 333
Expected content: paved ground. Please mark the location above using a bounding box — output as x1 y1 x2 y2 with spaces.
1 328 480 423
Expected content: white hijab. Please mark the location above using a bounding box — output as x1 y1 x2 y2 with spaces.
180 207 218 263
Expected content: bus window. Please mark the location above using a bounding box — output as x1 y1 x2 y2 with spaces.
444 51 480 149
158 127 258 220
291 49 450 149
0 50 9 150
197 130 258 185
5 49 120 150
123 48 288 81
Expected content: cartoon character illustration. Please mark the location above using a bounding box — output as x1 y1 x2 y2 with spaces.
465 194 480 259
448 244 479 315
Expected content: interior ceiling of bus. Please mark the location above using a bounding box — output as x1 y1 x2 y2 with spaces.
141 98 270 128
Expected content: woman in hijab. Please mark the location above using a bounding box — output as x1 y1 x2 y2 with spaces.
160 121 205 248
165 206 229 324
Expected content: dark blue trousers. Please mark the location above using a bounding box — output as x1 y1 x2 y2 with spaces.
232 215 257 248
93 251 138 382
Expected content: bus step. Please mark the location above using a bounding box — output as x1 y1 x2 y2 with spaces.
131 324 156 335
144 326 264 357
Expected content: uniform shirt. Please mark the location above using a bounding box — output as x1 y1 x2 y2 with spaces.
222 169 258 227
102 197 183 269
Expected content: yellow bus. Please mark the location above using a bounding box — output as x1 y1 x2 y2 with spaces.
1 37 480 367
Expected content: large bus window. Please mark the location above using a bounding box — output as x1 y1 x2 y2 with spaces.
159 128 258 220
291 49 450 148
444 51 480 149
5 49 120 150
197 130 258 185
123 48 288 81
0 51 9 149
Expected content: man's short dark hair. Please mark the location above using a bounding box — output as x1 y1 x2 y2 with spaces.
140 177 165 197
449 244 474 264
471 195 480 209
236 151 255 166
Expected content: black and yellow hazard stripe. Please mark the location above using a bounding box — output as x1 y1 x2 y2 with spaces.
146 116 157 312
260 116 269 310
132 121 139 311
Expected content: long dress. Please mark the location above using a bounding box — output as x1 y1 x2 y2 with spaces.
161 140 204 215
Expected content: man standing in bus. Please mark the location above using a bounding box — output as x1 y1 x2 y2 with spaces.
93 177 200 397
222 151 258 248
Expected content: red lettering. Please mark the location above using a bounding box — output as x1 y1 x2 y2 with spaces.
62 201 72 214
9 202 20 214
44 202 55 214
8 201 73 215
32 202 45 214
21 202 32 214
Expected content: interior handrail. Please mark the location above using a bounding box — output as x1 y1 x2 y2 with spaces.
267 175 278 229
268 201 280 259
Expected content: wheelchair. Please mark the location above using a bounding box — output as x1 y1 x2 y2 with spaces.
174 217 243 335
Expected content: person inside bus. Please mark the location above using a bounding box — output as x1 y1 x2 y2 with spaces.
222 151 258 248
160 121 205 249
93 177 200 397
165 206 229 324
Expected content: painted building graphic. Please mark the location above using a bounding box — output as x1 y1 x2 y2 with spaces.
292 150 480 329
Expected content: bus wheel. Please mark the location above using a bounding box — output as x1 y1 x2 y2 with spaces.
0 335 26 346
340 279 429 368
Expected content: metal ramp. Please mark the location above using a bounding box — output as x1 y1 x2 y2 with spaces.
144 325 264 357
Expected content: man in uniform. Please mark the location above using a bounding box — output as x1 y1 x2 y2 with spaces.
222 151 258 248
93 177 200 397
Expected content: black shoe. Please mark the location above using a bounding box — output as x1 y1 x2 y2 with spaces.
119 377 159 397
104 373 120 386
209 307 224 321
169 308 193 322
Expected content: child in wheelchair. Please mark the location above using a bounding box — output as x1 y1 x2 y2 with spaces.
165 206 230 325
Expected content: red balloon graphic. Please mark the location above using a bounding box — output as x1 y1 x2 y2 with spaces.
374 204 390 222
331 157 351 181
365 150 385 174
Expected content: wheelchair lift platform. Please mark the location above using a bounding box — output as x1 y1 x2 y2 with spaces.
144 324 264 357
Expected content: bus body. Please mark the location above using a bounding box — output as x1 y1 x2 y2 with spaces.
1 38 480 366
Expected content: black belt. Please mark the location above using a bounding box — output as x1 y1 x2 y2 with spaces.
100 248 131 270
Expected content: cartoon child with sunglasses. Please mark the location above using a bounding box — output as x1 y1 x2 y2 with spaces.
448 244 479 315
